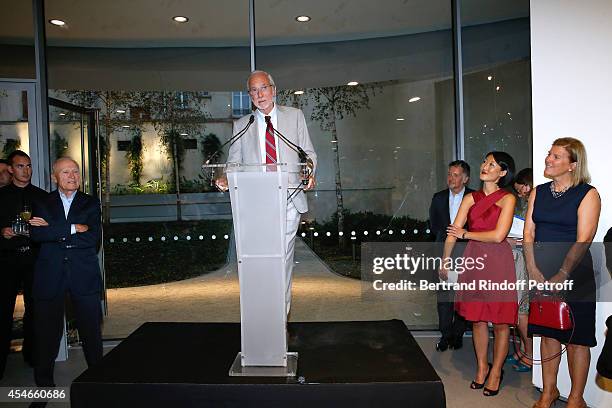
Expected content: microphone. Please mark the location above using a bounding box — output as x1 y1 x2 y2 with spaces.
265 116 313 184
204 115 255 165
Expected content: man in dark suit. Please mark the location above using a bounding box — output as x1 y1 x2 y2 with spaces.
0 151 48 379
429 160 472 351
29 157 103 387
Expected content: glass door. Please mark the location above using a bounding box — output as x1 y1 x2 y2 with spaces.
48 98 100 197
48 97 105 314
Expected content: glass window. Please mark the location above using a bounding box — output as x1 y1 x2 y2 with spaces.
461 0 532 180
256 0 456 329
44 1 250 339
0 90 30 157
232 91 251 117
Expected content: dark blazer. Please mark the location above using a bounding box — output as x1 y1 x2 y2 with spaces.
429 187 474 243
30 190 102 300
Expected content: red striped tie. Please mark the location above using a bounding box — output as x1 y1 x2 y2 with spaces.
264 116 277 165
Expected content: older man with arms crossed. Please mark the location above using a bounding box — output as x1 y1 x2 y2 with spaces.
29 157 103 388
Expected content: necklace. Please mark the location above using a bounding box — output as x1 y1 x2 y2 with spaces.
550 181 570 199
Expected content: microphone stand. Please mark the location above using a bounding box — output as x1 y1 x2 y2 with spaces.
203 114 255 165
268 125 313 185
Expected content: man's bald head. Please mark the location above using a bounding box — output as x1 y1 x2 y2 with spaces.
52 157 81 196
52 157 80 175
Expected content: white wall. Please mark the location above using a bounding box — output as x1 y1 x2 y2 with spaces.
530 1 612 406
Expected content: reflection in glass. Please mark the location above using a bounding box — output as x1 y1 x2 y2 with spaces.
461 0 532 180
44 1 251 339
256 0 456 329
0 89 30 159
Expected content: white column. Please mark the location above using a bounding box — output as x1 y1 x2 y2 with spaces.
530 1 612 406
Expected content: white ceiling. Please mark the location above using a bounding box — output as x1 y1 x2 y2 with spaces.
1 0 529 47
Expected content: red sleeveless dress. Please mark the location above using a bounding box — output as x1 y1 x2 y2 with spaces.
455 189 518 324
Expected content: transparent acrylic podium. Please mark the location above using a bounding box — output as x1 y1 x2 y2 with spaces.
203 162 307 377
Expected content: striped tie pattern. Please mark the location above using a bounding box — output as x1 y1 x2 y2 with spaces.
264 116 277 165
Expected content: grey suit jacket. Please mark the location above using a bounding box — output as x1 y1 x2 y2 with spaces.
226 105 317 214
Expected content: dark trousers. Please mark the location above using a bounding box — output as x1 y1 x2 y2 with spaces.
0 252 35 378
437 289 467 342
33 291 102 386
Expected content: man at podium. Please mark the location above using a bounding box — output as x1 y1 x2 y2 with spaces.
220 70 317 312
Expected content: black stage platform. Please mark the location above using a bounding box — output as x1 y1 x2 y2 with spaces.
71 320 445 407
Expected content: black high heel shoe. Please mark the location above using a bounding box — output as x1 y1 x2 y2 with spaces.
483 368 504 396
470 363 492 389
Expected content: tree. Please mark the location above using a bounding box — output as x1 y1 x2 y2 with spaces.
2 138 21 158
142 91 208 220
126 127 144 186
52 130 68 159
280 83 381 245
59 90 143 223
200 133 223 192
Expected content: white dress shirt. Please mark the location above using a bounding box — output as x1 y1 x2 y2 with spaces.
448 187 465 225
255 105 279 164
59 190 77 234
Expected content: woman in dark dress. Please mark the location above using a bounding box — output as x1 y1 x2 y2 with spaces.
443 151 517 397
524 138 601 408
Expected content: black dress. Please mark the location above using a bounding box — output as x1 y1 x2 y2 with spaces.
528 182 596 346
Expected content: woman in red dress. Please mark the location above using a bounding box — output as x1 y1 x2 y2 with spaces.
441 151 517 397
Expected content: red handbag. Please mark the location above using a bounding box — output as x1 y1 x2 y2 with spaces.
529 291 573 330
514 291 574 364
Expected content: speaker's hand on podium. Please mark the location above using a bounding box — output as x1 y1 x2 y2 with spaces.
215 176 229 192
304 175 316 191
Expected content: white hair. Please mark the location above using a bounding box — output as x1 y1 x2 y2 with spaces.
247 70 276 90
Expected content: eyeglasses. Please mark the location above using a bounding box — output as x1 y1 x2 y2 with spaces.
248 84 274 95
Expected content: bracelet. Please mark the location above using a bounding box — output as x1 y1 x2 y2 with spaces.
559 267 570 277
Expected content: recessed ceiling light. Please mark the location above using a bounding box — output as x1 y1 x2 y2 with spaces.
347 81 359 86
295 15 311 22
122 125 130 128
487 75 493 81
49 19 66 27
408 96 421 103
396 118 405 121
180 133 188 136
293 90 305 95
496 86 501 91
116 109 126 114
173 16 189 23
